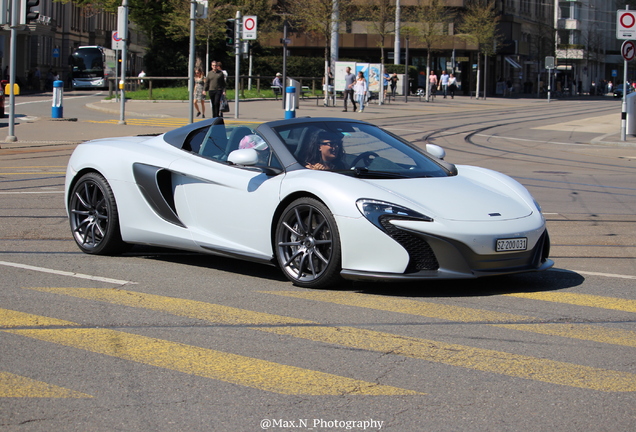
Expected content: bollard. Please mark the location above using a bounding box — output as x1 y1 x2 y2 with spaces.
285 86 296 119
52 80 64 119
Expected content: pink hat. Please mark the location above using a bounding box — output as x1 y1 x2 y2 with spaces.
239 134 268 150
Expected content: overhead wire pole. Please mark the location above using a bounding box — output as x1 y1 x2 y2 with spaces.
188 0 196 124
118 0 128 125
5 0 19 142
234 10 241 119
394 0 400 65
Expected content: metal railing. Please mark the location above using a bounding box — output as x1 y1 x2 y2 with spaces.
108 76 326 99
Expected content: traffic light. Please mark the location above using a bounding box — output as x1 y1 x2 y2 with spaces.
225 19 235 46
20 0 39 24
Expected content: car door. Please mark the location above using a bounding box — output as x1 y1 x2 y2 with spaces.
169 140 284 264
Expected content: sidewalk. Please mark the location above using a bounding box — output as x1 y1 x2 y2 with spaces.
1 94 635 148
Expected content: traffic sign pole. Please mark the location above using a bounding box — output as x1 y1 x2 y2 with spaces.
622 59 627 141
618 8 634 141
620 39 636 141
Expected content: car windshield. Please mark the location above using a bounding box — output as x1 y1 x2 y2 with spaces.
272 121 449 178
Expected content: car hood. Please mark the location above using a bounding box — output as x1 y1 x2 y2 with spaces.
362 166 534 222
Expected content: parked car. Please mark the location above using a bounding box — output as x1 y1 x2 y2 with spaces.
65 117 552 288
613 84 634 98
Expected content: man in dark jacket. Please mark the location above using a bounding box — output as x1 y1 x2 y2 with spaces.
203 61 226 118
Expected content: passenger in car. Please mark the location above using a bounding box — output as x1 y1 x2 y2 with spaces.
305 131 347 171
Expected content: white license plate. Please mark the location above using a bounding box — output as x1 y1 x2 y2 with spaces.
496 238 527 252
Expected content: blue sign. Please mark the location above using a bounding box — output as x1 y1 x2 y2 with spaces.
612 69 618 77
52 48 60 58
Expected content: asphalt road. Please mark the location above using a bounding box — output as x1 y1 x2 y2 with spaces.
0 93 635 431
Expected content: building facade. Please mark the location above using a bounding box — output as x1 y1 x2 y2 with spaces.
264 0 624 96
0 0 146 91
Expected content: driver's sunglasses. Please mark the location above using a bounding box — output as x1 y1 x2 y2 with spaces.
321 140 341 148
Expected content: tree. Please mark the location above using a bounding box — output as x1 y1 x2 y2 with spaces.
456 0 501 99
359 0 395 65
287 0 351 103
411 0 451 101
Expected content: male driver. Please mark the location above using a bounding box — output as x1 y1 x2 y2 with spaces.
342 67 357 112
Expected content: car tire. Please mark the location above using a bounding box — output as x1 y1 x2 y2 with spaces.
68 172 127 255
275 197 343 289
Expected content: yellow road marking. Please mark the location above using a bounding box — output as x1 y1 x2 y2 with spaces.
1 308 419 396
505 292 636 313
0 372 92 398
262 290 532 322
86 118 262 126
262 290 636 348
0 308 75 327
24 288 636 392
496 323 636 348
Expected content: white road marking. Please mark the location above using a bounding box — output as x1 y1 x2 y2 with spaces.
0 191 64 194
0 261 136 285
552 268 636 280
13 93 105 106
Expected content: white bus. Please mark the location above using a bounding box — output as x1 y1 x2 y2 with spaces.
70 46 117 89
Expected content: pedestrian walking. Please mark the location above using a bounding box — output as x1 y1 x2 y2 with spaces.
354 71 368 113
342 67 357 112
193 68 205 118
203 61 226 119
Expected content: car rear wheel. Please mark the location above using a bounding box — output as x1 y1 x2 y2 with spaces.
275 197 342 289
68 172 127 255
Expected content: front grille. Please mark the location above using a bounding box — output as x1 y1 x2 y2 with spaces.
379 216 439 273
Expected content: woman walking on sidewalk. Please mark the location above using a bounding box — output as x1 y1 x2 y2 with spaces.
354 71 368 113
193 68 205 118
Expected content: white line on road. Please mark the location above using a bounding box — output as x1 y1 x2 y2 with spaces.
552 268 636 280
0 191 64 194
0 260 136 285
473 133 592 147
14 93 106 106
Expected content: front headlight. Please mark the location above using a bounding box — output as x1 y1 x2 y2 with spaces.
356 199 433 231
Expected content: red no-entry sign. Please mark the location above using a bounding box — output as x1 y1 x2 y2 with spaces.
617 10 636 40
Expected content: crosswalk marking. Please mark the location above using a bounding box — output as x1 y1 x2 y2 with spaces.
262 290 636 348
0 308 75 328
85 118 263 127
505 292 636 313
268 290 529 323
495 323 636 348
86 118 190 127
0 372 92 398
22 288 636 392
1 308 420 396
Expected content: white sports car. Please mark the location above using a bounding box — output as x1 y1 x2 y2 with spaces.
65 117 553 288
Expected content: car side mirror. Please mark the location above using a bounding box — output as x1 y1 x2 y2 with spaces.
228 148 258 166
426 144 446 160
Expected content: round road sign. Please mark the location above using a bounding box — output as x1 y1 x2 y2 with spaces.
617 10 636 39
622 40 636 62
620 12 636 29
244 17 255 31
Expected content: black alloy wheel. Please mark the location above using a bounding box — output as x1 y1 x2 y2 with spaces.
68 172 126 255
275 197 342 289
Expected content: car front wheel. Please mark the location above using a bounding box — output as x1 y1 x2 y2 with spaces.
68 172 126 255
275 197 342 289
